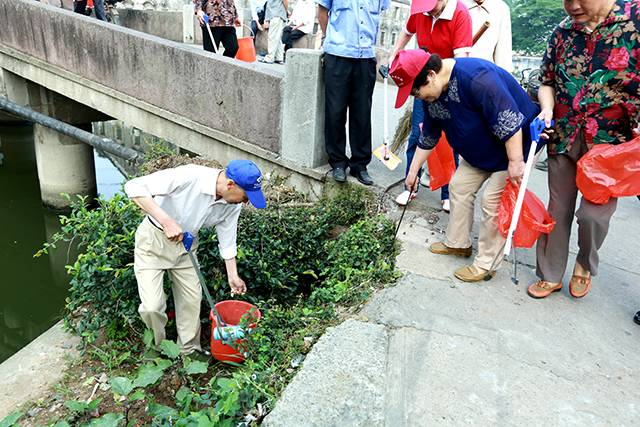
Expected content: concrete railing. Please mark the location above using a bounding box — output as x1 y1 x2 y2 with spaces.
1 0 329 176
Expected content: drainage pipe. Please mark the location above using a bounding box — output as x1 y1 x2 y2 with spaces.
0 96 143 164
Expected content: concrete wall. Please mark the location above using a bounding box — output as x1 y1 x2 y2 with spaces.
0 0 283 154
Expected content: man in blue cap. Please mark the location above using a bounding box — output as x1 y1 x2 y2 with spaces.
124 160 266 358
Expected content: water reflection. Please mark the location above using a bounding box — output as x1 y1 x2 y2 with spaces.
0 123 124 363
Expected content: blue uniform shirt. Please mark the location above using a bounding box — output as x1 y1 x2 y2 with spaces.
316 0 390 58
418 58 542 172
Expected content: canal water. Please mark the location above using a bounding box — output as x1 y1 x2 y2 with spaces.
0 122 125 363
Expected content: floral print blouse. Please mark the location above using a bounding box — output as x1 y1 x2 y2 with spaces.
539 0 640 155
194 0 238 28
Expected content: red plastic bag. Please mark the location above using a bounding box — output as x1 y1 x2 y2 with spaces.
427 133 456 191
576 136 640 204
497 180 555 248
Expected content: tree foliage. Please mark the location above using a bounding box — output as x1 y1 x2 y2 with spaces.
512 0 567 55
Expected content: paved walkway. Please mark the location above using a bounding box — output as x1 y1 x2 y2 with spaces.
264 90 640 425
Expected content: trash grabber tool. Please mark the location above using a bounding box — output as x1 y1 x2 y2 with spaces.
182 232 245 341
202 14 220 55
394 176 418 239
484 117 553 283
373 65 402 170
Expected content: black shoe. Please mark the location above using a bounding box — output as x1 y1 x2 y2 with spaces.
634 311 640 325
350 169 373 186
332 167 347 183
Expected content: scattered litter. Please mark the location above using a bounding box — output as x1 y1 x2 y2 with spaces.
27 407 42 417
97 373 108 383
290 354 305 368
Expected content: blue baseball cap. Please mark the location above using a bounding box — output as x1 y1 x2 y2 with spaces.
225 160 266 209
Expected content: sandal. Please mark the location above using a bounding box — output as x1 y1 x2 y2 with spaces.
569 275 591 298
527 280 562 299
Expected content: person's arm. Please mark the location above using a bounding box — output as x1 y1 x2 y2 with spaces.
194 0 205 25
283 0 290 17
406 147 432 192
224 258 246 295
537 85 555 128
452 10 473 58
388 31 413 64
130 197 183 241
406 109 441 191
124 168 190 241
504 129 525 184
214 206 244 294
317 5 329 35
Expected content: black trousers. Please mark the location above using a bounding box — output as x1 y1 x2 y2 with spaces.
281 27 306 51
323 54 377 172
201 26 239 58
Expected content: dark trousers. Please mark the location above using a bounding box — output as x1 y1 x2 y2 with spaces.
73 0 106 21
201 26 239 58
323 54 376 172
536 133 617 282
281 27 306 51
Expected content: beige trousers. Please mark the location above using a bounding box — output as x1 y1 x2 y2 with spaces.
134 218 202 354
264 16 285 62
445 159 508 270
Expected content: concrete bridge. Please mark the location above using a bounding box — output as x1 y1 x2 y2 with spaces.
0 0 328 208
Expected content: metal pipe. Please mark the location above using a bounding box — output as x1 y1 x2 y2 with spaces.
0 96 143 164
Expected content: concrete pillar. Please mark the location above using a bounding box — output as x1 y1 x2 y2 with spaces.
33 124 97 209
182 3 195 44
281 49 328 168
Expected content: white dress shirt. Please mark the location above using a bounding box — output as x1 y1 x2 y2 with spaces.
124 164 242 260
462 0 513 72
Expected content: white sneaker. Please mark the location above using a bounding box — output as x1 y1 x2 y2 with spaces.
420 171 430 188
395 190 416 206
441 199 450 213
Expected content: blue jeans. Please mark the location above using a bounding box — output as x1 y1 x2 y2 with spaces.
405 98 458 200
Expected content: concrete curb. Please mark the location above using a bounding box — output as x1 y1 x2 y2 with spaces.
0 320 79 419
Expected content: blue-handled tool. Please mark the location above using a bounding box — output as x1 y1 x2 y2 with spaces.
182 232 245 341
202 14 220 55
484 117 554 283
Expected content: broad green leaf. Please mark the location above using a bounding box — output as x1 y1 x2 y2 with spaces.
110 377 134 396
0 411 23 427
183 359 208 375
87 413 125 427
133 363 164 388
143 329 154 348
129 389 146 402
53 421 71 427
175 386 190 403
148 403 179 419
155 358 173 371
64 400 88 413
159 340 181 359
87 397 103 411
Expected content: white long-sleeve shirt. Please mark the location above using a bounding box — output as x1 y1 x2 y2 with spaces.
288 0 315 34
124 164 242 260
462 0 513 72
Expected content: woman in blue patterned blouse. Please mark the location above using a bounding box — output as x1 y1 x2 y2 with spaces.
390 48 542 282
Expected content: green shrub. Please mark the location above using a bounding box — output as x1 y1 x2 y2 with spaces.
36 182 398 424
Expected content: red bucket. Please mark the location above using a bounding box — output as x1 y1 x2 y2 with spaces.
210 300 261 363
235 26 256 62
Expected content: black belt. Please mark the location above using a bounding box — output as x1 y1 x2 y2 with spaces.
147 216 163 231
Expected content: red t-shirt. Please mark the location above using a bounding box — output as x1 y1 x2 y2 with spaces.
405 1 473 59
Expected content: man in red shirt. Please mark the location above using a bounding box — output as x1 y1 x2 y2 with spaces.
388 0 472 210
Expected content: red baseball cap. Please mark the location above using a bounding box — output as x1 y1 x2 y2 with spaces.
390 49 432 108
410 0 438 15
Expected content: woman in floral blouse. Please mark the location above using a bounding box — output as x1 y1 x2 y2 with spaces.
528 0 640 299
195 0 241 58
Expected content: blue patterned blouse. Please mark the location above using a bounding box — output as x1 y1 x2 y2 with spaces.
418 58 541 172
